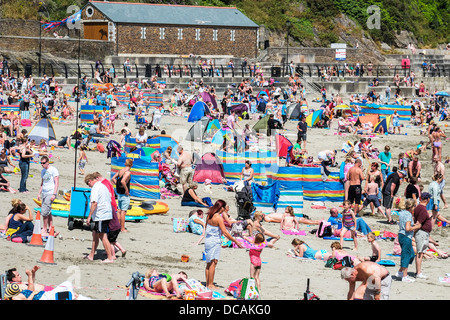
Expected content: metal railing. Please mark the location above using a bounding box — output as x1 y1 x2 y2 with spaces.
3 61 449 82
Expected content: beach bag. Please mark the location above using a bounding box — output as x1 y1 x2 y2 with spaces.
179 279 212 300
324 257 338 268
239 278 260 300
202 197 213 207
172 218 188 233
316 220 332 238
341 256 354 268
333 261 344 270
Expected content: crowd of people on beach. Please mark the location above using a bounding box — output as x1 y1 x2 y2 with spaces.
1 53 449 301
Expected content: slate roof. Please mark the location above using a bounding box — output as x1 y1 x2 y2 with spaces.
85 1 259 28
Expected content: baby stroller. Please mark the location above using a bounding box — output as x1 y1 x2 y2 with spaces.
234 181 254 220
160 163 181 195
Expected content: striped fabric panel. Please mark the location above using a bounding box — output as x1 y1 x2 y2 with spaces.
110 156 160 199
277 189 303 216
350 102 411 120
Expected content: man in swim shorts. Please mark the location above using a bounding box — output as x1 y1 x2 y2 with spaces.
346 159 364 212
177 145 194 192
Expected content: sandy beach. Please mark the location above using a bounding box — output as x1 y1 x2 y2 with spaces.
1 95 449 301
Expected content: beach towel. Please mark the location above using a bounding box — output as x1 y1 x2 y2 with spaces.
282 229 307 236
377 259 396 266
251 182 280 206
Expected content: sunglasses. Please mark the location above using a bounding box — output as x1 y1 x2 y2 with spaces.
40 161 48 165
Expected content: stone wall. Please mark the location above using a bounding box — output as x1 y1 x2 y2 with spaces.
0 18 73 38
0 36 114 61
117 24 257 58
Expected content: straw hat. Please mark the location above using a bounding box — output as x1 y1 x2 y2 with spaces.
4 283 20 299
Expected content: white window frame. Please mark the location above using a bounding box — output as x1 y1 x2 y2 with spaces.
159 27 165 40
140 27 146 40
178 28 183 40
213 29 218 41
230 30 235 41
195 29 201 41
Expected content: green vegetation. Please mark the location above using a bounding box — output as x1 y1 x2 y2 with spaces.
1 0 448 47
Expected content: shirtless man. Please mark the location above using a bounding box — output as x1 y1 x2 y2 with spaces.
177 145 194 192
341 261 392 300
346 159 365 212
7 265 46 292
434 156 448 209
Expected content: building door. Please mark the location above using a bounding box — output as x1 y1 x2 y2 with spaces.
83 22 109 40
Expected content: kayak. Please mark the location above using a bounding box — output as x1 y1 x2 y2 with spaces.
34 208 147 222
33 197 169 216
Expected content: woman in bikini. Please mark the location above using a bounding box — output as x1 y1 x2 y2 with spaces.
431 127 445 162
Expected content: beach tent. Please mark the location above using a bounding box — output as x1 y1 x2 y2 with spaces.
374 115 392 133
276 134 293 158
230 103 249 119
188 101 209 122
193 152 226 184
211 127 236 147
198 91 217 110
289 103 302 120
305 109 323 127
28 118 57 143
354 115 379 128
111 155 160 199
185 116 211 142
435 91 450 97
252 114 270 133
204 118 221 141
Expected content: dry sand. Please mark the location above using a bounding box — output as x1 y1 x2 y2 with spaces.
1 97 449 301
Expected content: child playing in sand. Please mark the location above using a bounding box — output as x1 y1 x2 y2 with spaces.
358 232 381 262
280 206 300 231
77 145 88 175
341 200 358 250
143 270 188 299
249 233 265 294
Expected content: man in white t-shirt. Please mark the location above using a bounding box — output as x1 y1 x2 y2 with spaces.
38 156 59 237
84 173 114 263
135 127 147 149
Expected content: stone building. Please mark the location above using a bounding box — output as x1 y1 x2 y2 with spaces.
81 1 259 57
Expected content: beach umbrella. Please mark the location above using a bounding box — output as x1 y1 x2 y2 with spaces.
305 109 323 127
435 91 450 97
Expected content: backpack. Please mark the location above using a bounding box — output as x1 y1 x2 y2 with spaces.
316 220 332 238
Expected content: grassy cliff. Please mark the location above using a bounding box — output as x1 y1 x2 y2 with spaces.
1 0 448 48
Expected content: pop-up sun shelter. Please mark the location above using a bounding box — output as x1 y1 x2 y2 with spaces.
185 116 220 142
374 115 392 133
188 101 210 123
193 152 226 184
28 118 57 143
305 109 323 127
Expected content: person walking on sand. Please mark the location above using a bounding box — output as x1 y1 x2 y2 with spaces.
37 155 59 237
111 159 133 233
84 173 114 263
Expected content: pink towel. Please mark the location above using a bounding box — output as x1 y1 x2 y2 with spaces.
282 230 306 236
